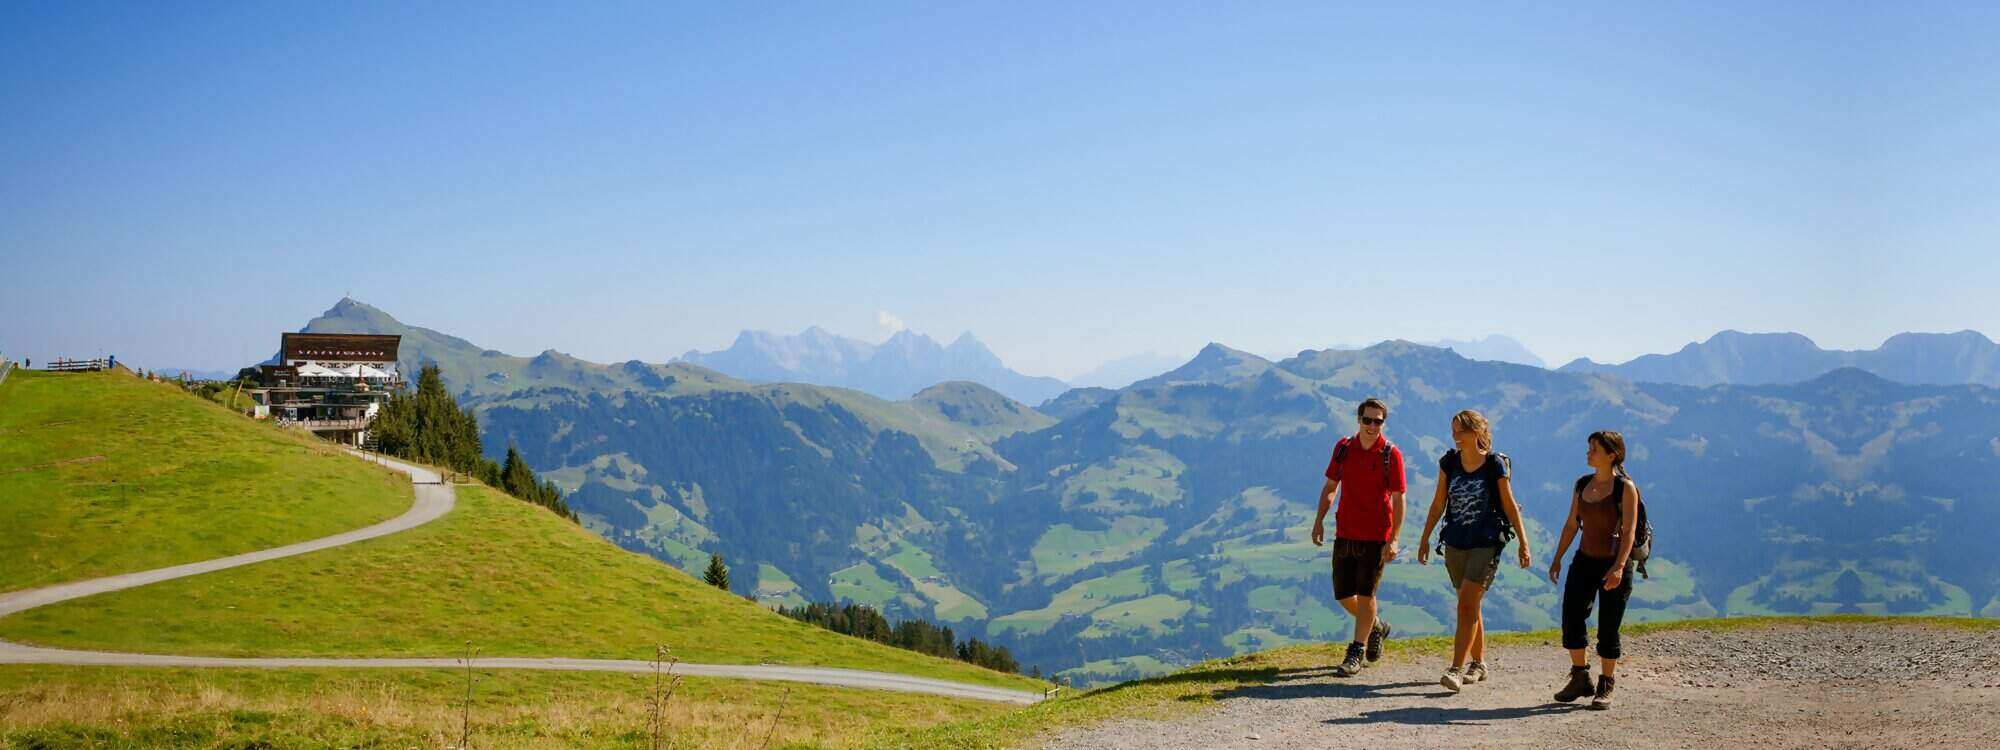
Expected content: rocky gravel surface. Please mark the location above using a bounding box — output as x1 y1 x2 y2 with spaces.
1040 623 2000 750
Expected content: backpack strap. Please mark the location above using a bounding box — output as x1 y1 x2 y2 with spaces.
1331 437 1350 479
1332 436 1396 486
1490 454 1515 543
1571 473 1593 524
1377 438 1395 485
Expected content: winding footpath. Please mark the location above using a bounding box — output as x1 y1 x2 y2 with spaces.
0 452 1043 705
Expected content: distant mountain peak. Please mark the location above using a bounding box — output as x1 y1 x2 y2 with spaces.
947 331 986 351
1424 334 1548 368
1136 344 1273 388
679 325 1067 403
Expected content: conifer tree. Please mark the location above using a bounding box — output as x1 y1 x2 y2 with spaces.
703 553 730 591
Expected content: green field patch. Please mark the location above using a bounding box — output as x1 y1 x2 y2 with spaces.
1376 602 1448 635
1245 585 1347 639
754 563 810 610
544 452 654 496
913 579 989 622
829 562 903 611
1629 556 1700 604
990 566 1151 637
884 542 944 581
1222 626 1304 653
1058 446 1185 512
876 538 988 621
1176 486 1303 545
1079 594 1194 638
1055 655 1177 686
1160 559 1201 594
0 371 412 591
1030 516 1165 579
1214 538 1321 582
1725 558 1972 616
0 485 1043 693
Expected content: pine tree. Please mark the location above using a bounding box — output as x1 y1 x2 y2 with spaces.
372 364 573 523
501 444 536 498
703 553 729 591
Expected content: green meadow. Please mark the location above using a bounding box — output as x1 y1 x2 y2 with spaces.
0 370 410 591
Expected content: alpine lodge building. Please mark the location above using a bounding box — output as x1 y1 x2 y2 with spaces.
251 332 403 447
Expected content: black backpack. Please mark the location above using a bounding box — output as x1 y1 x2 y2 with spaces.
1331 435 1397 486
1573 473 1653 579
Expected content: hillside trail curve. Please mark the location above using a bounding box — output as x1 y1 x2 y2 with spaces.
0 451 1043 705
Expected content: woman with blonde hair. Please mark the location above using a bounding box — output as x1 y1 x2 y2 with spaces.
1418 409 1532 692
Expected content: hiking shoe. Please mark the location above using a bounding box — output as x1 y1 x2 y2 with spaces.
1464 661 1486 684
1333 642 1366 677
1365 619 1392 664
1588 675 1616 710
1439 666 1464 693
1554 666 1593 702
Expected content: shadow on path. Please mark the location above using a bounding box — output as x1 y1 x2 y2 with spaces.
1196 679 1435 703
1324 703 1582 726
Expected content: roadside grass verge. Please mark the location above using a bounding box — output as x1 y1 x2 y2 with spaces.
0 664 1013 749
0 485 1046 694
867 615 2000 749
0 370 410 591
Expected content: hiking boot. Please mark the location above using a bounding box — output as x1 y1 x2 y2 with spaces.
1332 642 1365 677
1588 675 1616 710
1365 619 1392 664
1439 666 1465 693
1464 661 1487 684
1554 666 1593 702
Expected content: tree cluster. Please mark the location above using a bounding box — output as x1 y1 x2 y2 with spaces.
372 364 575 521
776 601 1021 674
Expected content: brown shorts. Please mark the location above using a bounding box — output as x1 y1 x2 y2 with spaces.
1331 539 1388 599
1445 544 1502 590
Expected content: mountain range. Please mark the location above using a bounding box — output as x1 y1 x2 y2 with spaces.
1559 330 2000 387
294 299 2000 683
676 327 1069 405
1067 352 1191 390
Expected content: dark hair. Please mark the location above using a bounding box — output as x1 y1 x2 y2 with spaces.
1356 398 1389 420
1588 430 1628 478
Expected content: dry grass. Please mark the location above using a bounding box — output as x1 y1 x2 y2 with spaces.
0 666 1014 749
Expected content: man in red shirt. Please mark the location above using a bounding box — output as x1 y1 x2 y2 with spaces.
1311 397 1408 677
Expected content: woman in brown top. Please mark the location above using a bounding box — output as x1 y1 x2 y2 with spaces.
1547 430 1641 711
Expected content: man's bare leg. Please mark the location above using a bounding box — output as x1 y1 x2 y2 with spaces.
1337 595 1376 644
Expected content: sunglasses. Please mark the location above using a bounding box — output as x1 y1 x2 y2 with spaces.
1358 416 1385 426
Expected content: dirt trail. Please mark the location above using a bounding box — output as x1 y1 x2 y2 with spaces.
1043 623 2000 749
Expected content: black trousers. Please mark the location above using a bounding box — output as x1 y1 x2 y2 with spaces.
1562 552 1635 660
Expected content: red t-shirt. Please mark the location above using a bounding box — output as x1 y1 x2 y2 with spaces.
1323 435 1407 542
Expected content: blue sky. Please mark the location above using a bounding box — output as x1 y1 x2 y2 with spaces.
4 2 1998 378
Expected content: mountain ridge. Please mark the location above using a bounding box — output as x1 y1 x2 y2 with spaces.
1559 329 2000 386
678 326 1067 404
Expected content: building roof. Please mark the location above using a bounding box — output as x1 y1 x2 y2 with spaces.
281 333 400 364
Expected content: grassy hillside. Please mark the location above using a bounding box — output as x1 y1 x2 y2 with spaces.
0 484 1045 693
0 665 1014 749
0 370 411 591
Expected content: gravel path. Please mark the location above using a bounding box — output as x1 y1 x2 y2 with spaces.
0 451 1044 705
1042 623 2000 749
